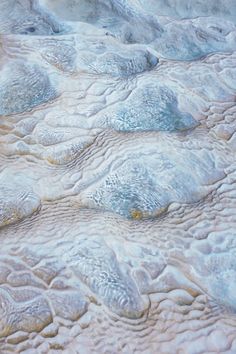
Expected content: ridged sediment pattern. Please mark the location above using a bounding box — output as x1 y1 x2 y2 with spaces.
0 1 236 353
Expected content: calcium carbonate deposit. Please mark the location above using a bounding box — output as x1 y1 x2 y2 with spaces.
0 1 236 353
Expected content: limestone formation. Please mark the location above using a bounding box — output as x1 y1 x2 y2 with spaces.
0 0 236 353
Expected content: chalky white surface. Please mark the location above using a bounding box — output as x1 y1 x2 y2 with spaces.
0 1 236 353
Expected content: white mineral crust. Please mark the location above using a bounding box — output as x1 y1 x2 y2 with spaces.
0 1 236 353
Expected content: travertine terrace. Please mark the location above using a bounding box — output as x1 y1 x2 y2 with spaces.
0 1 236 353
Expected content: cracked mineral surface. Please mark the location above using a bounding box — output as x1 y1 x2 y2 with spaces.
0 1 236 353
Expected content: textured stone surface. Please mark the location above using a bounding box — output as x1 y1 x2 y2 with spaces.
0 0 236 353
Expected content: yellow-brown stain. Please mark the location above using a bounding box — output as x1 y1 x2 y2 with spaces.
130 210 143 220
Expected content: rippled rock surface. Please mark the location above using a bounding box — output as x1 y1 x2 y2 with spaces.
0 1 236 353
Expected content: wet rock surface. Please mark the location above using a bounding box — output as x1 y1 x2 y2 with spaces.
0 0 236 353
